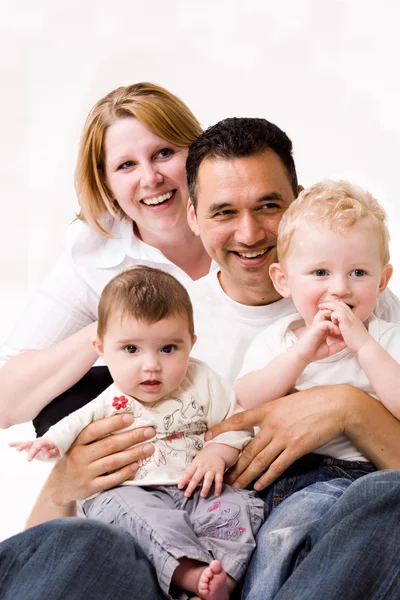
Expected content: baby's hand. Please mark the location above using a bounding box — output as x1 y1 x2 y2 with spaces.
178 446 225 499
296 309 346 363
318 301 370 354
9 438 60 462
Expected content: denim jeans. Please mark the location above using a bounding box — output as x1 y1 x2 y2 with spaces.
243 462 400 600
0 518 164 600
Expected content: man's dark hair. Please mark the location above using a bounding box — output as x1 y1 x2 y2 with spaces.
186 117 298 210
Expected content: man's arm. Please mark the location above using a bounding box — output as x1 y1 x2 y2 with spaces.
205 384 400 490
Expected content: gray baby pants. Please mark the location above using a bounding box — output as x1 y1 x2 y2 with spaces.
83 484 265 599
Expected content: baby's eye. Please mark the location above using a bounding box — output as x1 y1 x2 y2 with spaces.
161 345 177 354
124 345 138 354
314 269 328 277
350 269 366 277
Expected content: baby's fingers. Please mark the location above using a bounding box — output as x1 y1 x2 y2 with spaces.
177 464 197 490
200 470 217 498
184 469 204 498
9 441 33 453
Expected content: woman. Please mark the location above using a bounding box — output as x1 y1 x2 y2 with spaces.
0 82 212 431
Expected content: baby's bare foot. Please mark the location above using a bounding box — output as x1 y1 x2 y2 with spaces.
197 560 229 600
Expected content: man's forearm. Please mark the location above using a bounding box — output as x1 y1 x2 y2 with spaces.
343 385 400 469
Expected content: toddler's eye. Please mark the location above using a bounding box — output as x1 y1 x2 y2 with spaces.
124 345 138 354
351 269 366 277
161 345 177 354
314 269 328 277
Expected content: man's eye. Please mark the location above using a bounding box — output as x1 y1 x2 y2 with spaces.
260 202 280 210
314 269 328 276
124 345 138 354
351 269 366 277
157 148 174 159
213 210 233 217
117 161 135 170
161 345 177 354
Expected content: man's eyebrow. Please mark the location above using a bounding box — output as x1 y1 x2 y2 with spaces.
207 193 285 214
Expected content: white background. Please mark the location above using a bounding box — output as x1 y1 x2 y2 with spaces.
1 0 400 542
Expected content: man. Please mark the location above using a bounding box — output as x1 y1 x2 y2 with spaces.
184 117 400 598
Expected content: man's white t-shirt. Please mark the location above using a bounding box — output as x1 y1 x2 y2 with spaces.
190 269 400 384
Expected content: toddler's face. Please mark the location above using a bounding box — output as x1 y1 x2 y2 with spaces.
96 313 195 402
277 220 390 325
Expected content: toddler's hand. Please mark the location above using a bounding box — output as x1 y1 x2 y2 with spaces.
318 301 370 354
178 446 225 498
9 438 60 462
296 309 346 363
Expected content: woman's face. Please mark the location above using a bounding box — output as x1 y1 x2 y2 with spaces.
104 117 190 244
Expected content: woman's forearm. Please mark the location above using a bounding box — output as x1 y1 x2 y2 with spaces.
0 322 99 427
25 466 76 530
344 386 400 470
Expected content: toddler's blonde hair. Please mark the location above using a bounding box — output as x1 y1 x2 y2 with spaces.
277 179 390 267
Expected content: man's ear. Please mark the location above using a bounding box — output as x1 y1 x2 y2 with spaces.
269 263 291 298
92 336 104 357
187 199 200 236
378 264 393 295
297 184 304 197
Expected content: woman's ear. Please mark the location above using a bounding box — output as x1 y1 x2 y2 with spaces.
269 263 291 298
378 264 393 295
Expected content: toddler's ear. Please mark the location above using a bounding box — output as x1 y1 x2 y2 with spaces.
269 263 291 298
92 336 104 357
378 264 393 295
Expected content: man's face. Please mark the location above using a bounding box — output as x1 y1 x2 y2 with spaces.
188 150 297 305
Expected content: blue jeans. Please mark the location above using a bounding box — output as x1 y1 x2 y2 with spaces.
243 462 400 599
0 518 164 600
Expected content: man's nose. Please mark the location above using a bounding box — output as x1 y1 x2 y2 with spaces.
328 276 350 297
140 162 163 188
234 213 265 246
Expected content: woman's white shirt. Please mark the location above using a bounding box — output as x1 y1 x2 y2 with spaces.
0 216 209 366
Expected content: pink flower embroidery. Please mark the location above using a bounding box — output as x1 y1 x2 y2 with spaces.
112 396 128 410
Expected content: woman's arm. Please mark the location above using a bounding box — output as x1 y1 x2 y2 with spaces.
26 413 156 529
205 384 400 490
0 322 99 427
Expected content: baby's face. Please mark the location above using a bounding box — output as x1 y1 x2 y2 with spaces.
280 220 389 325
97 313 195 402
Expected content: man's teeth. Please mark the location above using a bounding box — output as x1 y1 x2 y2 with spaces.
237 248 269 258
142 191 174 206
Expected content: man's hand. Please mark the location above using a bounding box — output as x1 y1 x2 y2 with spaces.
47 413 156 506
205 386 350 490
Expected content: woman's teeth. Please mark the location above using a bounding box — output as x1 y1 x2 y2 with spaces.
142 191 174 206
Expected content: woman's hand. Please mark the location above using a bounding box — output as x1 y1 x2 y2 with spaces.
205 385 353 491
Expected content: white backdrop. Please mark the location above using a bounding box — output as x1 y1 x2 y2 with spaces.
1 0 400 541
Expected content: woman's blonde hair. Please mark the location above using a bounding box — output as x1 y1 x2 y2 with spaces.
278 179 390 267
75 82 202 235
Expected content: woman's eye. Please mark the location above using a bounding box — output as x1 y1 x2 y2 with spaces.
157 148 173 159
161 345 176 354
124 345 138 354
117 161 135 170
314 269 328 277
351 269 366 277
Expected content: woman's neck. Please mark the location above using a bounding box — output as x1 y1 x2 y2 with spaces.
135 223 211 281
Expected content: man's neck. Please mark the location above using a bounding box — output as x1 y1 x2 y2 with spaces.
217 271 282 307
